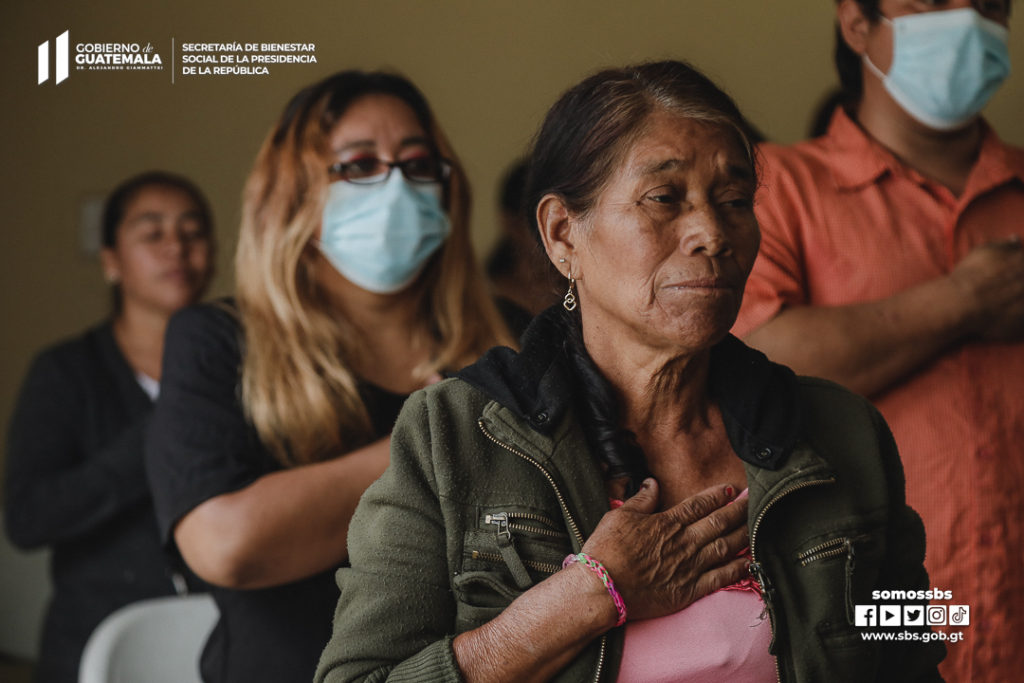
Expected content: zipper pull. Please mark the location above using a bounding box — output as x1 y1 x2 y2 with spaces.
485 512 511 541
484 512 532 589
749 561 779 654
749 561 775 591
844 539 856 625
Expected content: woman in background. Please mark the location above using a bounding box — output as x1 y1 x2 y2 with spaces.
5 170 215 683
145 70 518 683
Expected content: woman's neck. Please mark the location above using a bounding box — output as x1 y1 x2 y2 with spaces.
317 252 426 341
586 331 745 508
113 302 172 381
584 324 715 440
329 284 435 393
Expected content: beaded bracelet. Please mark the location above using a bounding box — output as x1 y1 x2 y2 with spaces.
563 552 627 627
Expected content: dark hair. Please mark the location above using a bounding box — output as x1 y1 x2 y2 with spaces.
809 88 848 137
560 310 652 496
834 0 880 104
486 159 531 279
101 170 213 248
499 158 530 216
527 60 754 496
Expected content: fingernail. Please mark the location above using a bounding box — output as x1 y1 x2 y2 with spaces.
642 478 654 489
725 485 736 498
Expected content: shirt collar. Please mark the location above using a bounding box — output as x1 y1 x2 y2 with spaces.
962 122 1024 202
824 107 1024 196
823 108 895 191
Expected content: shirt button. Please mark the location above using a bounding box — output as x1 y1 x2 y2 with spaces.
533 411 548 425
756 447 773 460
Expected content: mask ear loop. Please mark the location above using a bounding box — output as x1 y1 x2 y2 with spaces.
861 14 893 83
862 53 887 82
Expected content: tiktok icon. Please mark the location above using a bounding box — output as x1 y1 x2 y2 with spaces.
949 605 971 626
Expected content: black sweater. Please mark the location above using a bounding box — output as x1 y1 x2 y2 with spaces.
4 322 184 683
145 303 410 683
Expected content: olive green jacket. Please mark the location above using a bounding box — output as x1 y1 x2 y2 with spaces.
316 316 944 682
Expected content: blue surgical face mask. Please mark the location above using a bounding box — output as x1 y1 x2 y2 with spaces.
318 173 451 294
863 8 1010 131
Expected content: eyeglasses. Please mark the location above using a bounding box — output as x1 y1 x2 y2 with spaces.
327 156 452 185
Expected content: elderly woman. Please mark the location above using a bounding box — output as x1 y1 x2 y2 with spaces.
315 61 944 682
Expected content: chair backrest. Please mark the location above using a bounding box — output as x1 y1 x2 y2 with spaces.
78 594 218 683
0 517 50 660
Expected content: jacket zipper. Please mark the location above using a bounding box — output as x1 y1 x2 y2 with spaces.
796 537 850 566
470 550 561 575
749 476 836 683
480 512 563 585
477 421 585 547
478 419 606 683
796 536 857 625
482 513 533 588
485 511 565 539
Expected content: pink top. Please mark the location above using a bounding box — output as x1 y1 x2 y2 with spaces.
616 489 777 682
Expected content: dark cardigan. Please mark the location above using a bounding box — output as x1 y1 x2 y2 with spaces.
5 322 185 683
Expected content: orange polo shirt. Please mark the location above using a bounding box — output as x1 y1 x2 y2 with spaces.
733 108 1024 682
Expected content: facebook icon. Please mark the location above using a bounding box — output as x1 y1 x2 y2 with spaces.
855 605 878 627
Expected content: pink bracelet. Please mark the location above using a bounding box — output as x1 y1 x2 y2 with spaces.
563 552 627 627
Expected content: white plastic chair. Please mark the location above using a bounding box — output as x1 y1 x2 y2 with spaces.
78 594 218 683
0 517 50 660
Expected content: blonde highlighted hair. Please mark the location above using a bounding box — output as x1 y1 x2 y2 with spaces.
236 71 516 467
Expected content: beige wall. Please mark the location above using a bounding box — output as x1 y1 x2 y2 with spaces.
2 0 1023 486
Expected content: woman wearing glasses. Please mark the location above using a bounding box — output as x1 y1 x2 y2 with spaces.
145 71 518 683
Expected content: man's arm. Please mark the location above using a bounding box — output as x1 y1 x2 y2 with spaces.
744 238 1024 397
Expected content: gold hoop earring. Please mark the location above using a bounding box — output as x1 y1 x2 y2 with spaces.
563 272 577 312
